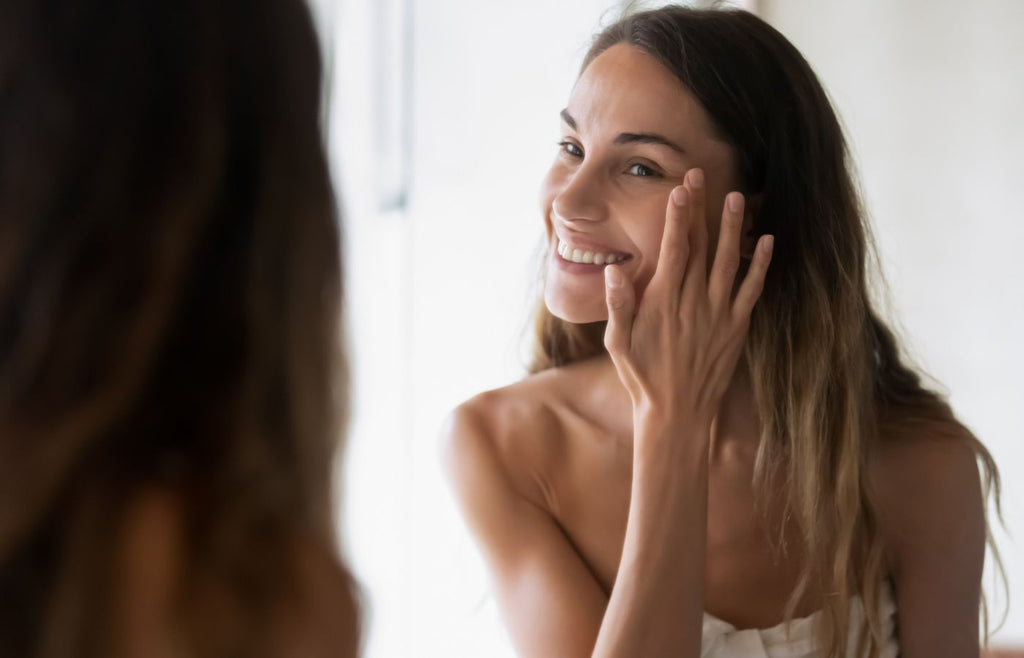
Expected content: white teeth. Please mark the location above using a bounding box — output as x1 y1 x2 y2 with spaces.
556 239 623 265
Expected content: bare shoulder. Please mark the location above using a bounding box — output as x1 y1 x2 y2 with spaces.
113 490 359 658
870 427 989 654
870 425 986 577
266 535 361 658
440 369 572 511
872 427 984 503
439 367 613 656
112 488 187 658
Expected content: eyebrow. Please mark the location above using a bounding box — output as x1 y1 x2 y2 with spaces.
560 109 686 155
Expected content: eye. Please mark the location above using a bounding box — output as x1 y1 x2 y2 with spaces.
627 163 660 178
557 140 583 158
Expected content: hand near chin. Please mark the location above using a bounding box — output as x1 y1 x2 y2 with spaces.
602 168 774 440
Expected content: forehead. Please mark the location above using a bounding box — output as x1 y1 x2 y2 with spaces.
568 43 720 145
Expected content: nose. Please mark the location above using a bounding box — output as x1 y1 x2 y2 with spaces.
551 161 609 226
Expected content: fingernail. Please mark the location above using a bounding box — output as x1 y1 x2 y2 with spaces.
688 168 704 188
727 192 743 213
761 235 774 253
605 265 623 288
671 186 688 206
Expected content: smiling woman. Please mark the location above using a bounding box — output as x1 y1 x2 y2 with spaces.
442 5 1003 658
542 44 740 324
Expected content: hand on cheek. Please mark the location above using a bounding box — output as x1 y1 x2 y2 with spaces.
602 166 774 427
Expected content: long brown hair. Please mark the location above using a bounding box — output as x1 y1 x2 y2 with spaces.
0 0 356 655
530 6 1002 656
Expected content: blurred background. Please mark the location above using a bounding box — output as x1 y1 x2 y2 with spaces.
309 0 1024 655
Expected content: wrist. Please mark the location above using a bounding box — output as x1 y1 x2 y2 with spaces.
632 400 712 439
633 414 711 461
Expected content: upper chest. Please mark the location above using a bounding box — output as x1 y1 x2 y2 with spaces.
535 404 819 627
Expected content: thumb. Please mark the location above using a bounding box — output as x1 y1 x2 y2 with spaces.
603 264 635 356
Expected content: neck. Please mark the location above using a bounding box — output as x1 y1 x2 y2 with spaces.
588 353 761 458
709 355 762 461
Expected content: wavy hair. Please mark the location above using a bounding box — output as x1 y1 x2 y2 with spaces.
0 0 356 655
530 6 1003 656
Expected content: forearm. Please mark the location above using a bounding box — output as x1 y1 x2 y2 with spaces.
589 168 773 658
592 419 710 658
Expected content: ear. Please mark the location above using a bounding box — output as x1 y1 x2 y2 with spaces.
739 193 763 260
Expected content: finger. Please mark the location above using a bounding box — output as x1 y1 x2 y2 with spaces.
707 191 745 312
649 184 690 302
603 264 635 357
732 234 774 319
680 168 708 305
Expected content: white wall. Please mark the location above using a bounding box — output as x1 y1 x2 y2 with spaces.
760 1 1024 643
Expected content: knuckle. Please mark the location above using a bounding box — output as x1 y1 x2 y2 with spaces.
731 319 752 342
648 306 670 325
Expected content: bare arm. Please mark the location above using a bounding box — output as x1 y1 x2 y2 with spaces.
875 435 987 657
444 169 773 657
590 419 710 658
442 404 712 658
442 405 609 658
593 173 772 656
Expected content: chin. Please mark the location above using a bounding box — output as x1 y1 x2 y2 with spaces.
543 287 609 324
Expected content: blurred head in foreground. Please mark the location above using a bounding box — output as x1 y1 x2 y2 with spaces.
0 0 358 656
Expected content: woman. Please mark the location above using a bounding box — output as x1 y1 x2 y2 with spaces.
444 6 1002 657
0 0 359 656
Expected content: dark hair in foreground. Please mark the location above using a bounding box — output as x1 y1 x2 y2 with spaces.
0 0 358 655
531 6 1003 656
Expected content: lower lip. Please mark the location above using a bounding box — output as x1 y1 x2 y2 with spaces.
551 249 629 275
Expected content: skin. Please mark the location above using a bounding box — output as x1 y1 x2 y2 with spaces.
443 43 986 657
110 490 359 658
541 44 752 323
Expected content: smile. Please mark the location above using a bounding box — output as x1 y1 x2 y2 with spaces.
556 239 629 265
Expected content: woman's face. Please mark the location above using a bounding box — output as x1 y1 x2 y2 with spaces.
541 43 741 323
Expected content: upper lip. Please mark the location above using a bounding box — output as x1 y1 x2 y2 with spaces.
554 231 632 259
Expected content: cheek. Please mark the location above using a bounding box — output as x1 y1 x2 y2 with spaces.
538 163 567 228
625 198 671 292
